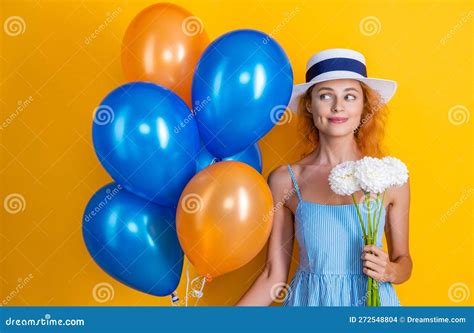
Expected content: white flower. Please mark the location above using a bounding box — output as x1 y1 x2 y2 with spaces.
328 161 361 195
382 156 409 187
354 157 391 193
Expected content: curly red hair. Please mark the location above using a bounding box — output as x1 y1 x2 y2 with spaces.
297 81 389 158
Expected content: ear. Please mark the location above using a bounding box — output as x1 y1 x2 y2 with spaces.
305 101 312 113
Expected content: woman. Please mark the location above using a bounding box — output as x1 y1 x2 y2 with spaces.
236 48 412 306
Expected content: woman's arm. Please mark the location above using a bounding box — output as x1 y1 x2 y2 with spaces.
235 166 295 306
362 179 412 284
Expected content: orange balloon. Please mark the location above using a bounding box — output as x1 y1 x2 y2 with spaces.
121 3 209 106
176 161 274 278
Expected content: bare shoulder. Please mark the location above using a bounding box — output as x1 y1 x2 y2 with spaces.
268 163 306 211
387 177 411 208
267 165 292 194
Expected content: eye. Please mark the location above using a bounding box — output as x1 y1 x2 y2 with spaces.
345 94 356 101
319 93 332 101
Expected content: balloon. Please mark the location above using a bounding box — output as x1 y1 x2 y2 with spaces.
122 3 209 106
82 183 183 296
92 82 200 207
196 141 263 173
176 161 273 278
192 29 293 158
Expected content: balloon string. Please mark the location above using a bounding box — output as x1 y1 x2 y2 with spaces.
185 259 190 307
194 276 206 306
183 257 207 306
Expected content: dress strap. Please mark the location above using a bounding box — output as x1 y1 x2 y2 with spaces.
287 164 303 202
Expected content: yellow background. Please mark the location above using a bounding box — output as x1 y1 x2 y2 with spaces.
1 0 472 306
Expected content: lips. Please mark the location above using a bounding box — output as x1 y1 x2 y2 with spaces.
328 117 348 124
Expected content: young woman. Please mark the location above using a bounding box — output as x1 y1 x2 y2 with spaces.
236 48 412 306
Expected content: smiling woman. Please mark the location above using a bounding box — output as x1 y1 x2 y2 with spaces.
298 78 389 159
236 48 412 307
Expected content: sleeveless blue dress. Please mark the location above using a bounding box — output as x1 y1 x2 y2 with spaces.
283 164 400 306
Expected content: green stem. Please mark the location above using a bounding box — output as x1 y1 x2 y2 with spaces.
352 194 367 238
373 281 377 306
375 281 380 306
373 193 380 232
374 191 386 239
367 277 373 306
365 193 372 239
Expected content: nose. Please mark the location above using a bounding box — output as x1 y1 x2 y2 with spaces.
331 98 344 112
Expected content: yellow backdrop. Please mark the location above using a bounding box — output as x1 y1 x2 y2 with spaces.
1 0 472 306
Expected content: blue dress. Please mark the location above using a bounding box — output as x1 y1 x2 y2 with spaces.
283 164 400 306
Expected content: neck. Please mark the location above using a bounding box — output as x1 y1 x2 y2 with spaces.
311 133 362 166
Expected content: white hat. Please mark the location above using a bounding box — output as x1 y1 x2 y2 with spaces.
288 48 397 112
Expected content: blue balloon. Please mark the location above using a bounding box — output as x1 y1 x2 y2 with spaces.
93 82 200 207
82 183 183 296
196 141 263 173
192 29 293 158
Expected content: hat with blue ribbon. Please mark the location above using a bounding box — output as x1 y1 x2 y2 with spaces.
288 48 397 112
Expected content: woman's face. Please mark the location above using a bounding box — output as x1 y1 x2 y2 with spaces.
306 79 364 137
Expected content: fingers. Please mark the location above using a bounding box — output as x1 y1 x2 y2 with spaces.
363 245 389 260
361 252 386 267
362 259 384 274
363 268 383 281
362 245 391 282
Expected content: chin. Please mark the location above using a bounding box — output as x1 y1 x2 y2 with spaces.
321 127 354 138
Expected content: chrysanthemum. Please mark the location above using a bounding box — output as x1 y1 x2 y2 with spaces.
328 161 361 195
354 157 391 194
382 156 409 187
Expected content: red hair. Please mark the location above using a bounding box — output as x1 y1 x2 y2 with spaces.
297 81 389 158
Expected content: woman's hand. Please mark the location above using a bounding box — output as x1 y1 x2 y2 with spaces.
361 245 395 283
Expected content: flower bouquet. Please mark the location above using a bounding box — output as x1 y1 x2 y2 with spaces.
328 156 409 306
